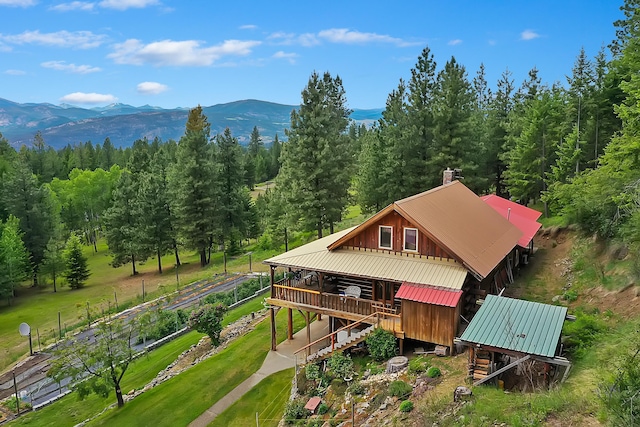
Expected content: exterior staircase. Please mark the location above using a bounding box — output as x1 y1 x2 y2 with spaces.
306 325 376 362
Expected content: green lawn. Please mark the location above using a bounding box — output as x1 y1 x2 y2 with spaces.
86 309 305 427
210 368 294 427
9 330 204 427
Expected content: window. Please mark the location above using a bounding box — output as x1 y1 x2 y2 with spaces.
379 226 392 250
404 228 418 252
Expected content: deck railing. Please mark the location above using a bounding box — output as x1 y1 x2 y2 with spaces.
271 282 398 318
294 310 402 360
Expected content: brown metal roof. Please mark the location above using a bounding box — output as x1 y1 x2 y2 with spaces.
330 181 522 279
396 282 463 307
264 227 468 290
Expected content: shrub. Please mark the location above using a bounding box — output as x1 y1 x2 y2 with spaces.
188 303 227 345
327 352 354 380
389 380 412 399
562 309 608 358
426 366 441 378
408 357 427 374
317 402 329 415
305 363 321 382
283 399 310 424
399 400 414 412
563 289 578 302
347 381 365 395
365 328 397 361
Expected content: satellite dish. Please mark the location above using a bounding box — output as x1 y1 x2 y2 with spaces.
19 322 31 336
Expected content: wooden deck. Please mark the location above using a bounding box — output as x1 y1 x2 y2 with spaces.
268 282 403 337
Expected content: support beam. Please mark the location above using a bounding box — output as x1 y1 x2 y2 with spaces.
287 308 293 340
474 354 531 386
270 307 277 351
305 311 311 358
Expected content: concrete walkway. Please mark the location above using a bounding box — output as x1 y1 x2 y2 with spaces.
189 316 330 427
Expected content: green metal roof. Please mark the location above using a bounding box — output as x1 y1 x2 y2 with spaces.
459 295 567 358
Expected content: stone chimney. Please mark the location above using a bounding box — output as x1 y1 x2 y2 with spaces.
443 168 455 185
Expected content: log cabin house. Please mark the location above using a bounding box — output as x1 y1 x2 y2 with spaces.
264 179 529 357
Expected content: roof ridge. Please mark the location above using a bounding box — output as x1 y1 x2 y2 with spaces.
395 181 458 205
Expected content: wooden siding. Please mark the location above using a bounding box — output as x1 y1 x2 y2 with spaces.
339 210 454 260
401 299 461 349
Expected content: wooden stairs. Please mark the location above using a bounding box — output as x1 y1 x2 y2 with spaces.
306 325 376 363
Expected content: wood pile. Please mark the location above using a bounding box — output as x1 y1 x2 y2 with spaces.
473 350 491 381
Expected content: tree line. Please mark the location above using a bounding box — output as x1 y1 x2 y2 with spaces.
2 0 640 304
0 109 283 298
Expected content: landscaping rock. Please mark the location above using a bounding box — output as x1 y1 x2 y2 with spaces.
386 356 408 373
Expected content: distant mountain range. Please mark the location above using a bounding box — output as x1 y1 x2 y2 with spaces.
0 98 383 149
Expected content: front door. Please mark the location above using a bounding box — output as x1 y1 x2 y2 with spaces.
374 281 394 308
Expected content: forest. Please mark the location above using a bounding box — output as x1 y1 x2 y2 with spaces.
2 1 640 303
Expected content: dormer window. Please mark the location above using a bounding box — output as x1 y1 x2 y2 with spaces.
379 226 393 250
404 227 418 252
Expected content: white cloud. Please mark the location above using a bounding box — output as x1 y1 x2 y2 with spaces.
0 0 36 7
98 0 158 10
1 30 106 49
318 28 412 46
5 69 26 75
273 50 298 64
521 29 540 41
108 38 261 66
50 2 96 11
267 31 319 47
448 39 462 46
239 24 257 30
41 60 101 74
136 81 168 94
60 92 117 104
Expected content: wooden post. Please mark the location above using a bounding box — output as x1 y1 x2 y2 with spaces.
399 338 404 355
270 308 277 351
287 308 293 340
270 266 275 298
305 311 311 358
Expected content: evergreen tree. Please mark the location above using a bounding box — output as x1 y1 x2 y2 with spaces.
278 71 352 238
137 148 176 273
170 106 217 267
0 215 31 299
63 232 90 289
431 57 480 190
41 234 65 292
355 127 388 213
103 171 147 275
2 159 56 284
486 69 514 196
504 87 564 206
268 133 282 179
406 46 438 190
215 127 245 254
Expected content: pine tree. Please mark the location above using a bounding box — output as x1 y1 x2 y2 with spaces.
277 71 352 238
103 171 147 275
0 215 31 299
41 234 65 292
137 148 176 274
2 159 56 284
486 69 514 196
215 127 245 254
63 232 90 289
355 127 387 213
430 57 480 190
170 106 217 267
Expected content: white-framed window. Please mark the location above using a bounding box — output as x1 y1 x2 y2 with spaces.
404 227 418 252
379 225 393 250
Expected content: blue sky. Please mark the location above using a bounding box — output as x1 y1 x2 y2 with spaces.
0 0 623 110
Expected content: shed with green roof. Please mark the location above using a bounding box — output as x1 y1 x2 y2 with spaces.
456 295 571 388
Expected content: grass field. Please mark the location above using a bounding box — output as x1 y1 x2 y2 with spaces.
210 368 294 427
85 309 305 427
